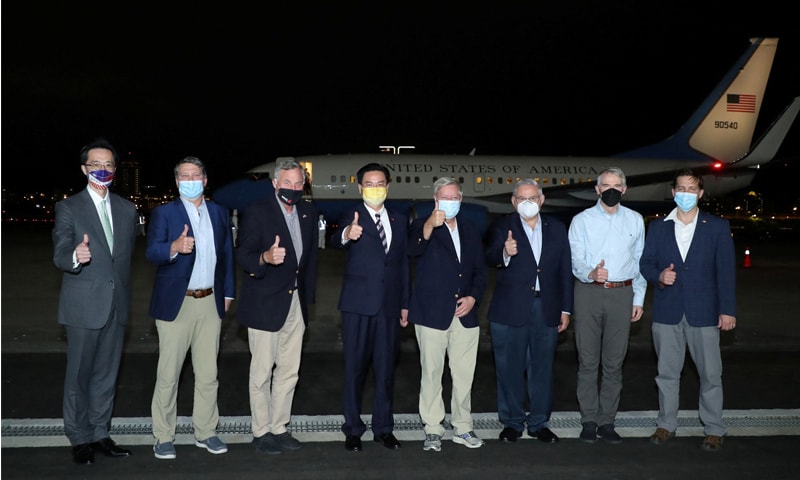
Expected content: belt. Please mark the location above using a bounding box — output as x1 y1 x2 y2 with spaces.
186 288 213 298
592 280 632 289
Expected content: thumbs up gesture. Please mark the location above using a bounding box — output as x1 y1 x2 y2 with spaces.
427 200 446 229
75 233 92 264
263 235 286 265
592 259 608 283
660 263 676 286
172 224 195 255
345 211 363 241
504 230 518 257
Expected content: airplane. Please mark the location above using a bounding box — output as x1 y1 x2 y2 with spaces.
213 37 798 230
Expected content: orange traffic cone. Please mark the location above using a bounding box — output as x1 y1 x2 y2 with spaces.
743 247 751 268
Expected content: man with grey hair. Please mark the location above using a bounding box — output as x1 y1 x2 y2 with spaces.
236 157 319 455
407 177 488 452
568 167 646 444
485 179 573 444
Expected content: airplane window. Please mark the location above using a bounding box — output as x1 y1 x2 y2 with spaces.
569 178 575 184
396 177 402 183
542 178 549 184
414 177 420 183
485 177 491 184
348 175 355 183
561 178 567 185
330 175 336 182
506 178 512 185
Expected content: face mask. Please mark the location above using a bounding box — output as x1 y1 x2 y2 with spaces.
278 188 303 206
600 188 622 207
179 180 204 199
88 169 114 189
674 192 698 212
438 200 461 219
516 200 539 219
362 187 387 208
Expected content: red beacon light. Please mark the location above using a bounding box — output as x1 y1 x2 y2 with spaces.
711 160 724 170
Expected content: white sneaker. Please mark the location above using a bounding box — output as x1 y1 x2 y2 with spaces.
452 431 484 449
423 433 442 452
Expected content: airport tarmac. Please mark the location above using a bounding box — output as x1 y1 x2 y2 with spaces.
2 222 800 479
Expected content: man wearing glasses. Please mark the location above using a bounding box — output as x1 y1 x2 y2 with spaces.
485 179 573 445
52 138 138 465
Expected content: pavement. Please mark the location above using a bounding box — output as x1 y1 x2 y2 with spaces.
2 222 800 479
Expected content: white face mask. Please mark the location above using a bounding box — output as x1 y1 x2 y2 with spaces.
516 200 539 219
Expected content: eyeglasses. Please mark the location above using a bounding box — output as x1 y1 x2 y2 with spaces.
515 196 539 202
85 162 115 170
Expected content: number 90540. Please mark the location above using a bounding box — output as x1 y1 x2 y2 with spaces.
714 121 738 129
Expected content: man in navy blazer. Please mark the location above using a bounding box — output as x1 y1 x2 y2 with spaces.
485 179 573 444
53 138 137 465
236 158 319 454
640 169 737 452
331 163 410 452
407 177 488 452
146 157 235 460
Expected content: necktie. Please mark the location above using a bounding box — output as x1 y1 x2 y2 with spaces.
375 213 387 254
99 198 114 252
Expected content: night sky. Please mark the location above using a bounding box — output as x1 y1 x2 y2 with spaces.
3 2 798 192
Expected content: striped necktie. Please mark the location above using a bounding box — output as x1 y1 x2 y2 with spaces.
375 213 387 254
99 198 114 252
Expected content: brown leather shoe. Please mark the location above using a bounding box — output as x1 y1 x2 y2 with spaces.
702 435 724 451
649 428 675 445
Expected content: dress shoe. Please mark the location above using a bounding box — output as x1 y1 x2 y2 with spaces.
528 427 559 443
91 437 132 457
72 443 95 465
344 435 362 452
374 433 401 450
499 427 523 443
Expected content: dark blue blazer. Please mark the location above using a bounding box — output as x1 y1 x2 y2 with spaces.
640 211 736 326
236 195 318 331
146 199 236 321
485 213 573 327
407 215 487 330
332 204 409 318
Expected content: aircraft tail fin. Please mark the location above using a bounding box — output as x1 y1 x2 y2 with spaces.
616 37 778 163
729 96 800 168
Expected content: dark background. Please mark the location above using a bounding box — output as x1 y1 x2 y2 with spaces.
3 1 798 193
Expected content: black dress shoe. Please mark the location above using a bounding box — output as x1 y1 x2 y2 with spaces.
499 427 523 443
72 443 95 465
374 433 401 450
344 435 362 452
91 437 132 457
528 427 559 443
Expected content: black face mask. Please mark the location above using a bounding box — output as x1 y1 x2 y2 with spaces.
600 188 622 207
278 188 303 205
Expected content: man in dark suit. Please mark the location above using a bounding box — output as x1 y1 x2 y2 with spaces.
485 179 573 445
640 169 737 452
331 163 410 452
407 177 487 452
53 138 137 465
146 156 236 460
236 158 319 455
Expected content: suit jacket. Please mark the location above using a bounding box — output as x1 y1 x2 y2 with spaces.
407 215 487 330
146 198 236 321
53 189 138 328
485 213 573 327
236 195 319 331
332 204 410 318
640 211 736 326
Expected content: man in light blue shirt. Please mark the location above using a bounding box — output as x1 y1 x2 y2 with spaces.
568 167 646 444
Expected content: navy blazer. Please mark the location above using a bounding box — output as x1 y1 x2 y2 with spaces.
236 195 319 332
146 199 236 321
640 211 736 327
332 204 410 318
407 215 487 330
485 213 573 327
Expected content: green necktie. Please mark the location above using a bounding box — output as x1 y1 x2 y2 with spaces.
99 198 114 252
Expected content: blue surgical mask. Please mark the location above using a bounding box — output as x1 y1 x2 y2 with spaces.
438 200 461 219
179 180 204 199
674 192 698 212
